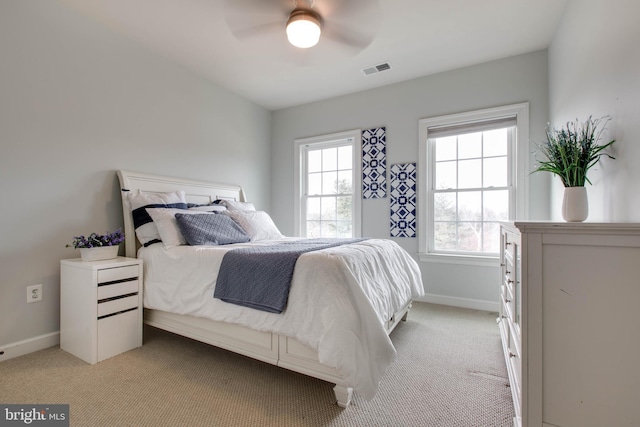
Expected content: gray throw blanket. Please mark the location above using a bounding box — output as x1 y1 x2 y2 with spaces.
214 238 366 313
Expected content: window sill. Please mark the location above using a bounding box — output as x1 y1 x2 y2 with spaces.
418 252 500 267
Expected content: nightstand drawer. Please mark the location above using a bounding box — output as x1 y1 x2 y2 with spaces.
97 309 139 361
98 265 139 284
98 280 139 300
98 295 138 318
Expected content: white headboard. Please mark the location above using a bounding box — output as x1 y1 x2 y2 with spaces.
117 170 246 257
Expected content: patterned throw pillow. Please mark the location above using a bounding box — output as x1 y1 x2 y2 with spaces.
146 208 223 249
175 213 251 246
125 190 187 246
224 211 284 241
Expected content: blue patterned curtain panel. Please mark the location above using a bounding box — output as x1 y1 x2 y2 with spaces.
362 127 387 199
390 163 417 238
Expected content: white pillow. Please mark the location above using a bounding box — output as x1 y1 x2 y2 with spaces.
218 199 256 212
224 210 284 241
146 207 225 249
126 190 187 246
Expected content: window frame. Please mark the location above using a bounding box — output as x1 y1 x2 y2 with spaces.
294 129 362 238
418 103 529 266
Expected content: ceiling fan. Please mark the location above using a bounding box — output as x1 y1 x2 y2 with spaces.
224 0 379 53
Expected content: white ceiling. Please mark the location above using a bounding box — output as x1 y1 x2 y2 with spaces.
59 0 568 111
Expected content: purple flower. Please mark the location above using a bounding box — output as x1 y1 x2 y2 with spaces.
66 228 125 249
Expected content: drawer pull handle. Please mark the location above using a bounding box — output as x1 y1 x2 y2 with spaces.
507 279 514 284
505 242 512 247
509 352 517 358
505 299 512 303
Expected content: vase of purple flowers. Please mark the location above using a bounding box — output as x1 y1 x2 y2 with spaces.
66 229 125 261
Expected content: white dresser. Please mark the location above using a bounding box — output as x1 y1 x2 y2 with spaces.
60 257 143 364
499 222 640 427
499 223 523 426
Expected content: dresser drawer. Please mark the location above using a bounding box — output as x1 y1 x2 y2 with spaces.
97 265 139 284
504 256 514 282
503 230 518 259
504 284 515 319
507 320 521 392
97 295 139 318
501 296 511 323
504 265 515 292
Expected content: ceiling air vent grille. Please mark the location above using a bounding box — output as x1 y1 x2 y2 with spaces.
362 62 392 76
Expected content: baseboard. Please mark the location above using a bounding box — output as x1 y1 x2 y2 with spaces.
416 294 499 313
0 331 60 362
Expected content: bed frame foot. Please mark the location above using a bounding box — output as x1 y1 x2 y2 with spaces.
334 384 353 408
401 302 412 321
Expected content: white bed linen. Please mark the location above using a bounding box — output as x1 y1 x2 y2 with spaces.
139 237 424 399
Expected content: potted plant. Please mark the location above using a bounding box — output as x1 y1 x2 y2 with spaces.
534 116 615 221
66 228 125 261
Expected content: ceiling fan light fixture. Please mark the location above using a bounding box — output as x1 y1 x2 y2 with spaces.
286 9 321 49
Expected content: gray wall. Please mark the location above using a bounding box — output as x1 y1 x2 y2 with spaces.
0 1 271 347
548 0 640 221
271 51 551 309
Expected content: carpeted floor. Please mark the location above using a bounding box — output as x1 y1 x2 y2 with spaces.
0 303 514 426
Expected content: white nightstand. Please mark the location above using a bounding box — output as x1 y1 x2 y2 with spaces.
60 257 143 364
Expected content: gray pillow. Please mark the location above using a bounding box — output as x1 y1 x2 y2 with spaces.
175 213 250 245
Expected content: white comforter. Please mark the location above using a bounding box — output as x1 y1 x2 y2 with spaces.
139 238 424 399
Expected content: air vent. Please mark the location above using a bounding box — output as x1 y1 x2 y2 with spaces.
361 62 392 76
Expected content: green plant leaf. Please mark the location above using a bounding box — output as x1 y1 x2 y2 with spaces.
532 116 615 187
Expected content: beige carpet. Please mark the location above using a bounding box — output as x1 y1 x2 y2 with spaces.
0 303 514 426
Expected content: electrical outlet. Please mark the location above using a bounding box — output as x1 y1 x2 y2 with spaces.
27 284 43 303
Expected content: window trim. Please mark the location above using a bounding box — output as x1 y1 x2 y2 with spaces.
294 129 362 238
418 103 529 264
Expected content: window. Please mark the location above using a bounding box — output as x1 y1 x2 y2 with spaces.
294 130 362 238
418 104 529 263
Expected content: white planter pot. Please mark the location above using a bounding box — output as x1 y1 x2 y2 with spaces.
562 186 589 222
79 246 119 262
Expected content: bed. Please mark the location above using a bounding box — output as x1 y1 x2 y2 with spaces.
117 170 424 407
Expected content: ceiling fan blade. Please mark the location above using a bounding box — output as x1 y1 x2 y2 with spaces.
231 22 284 40
313 0 380 50
224 0 290 40
224 0 290 17
322 22 373 49
314 0 379 24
